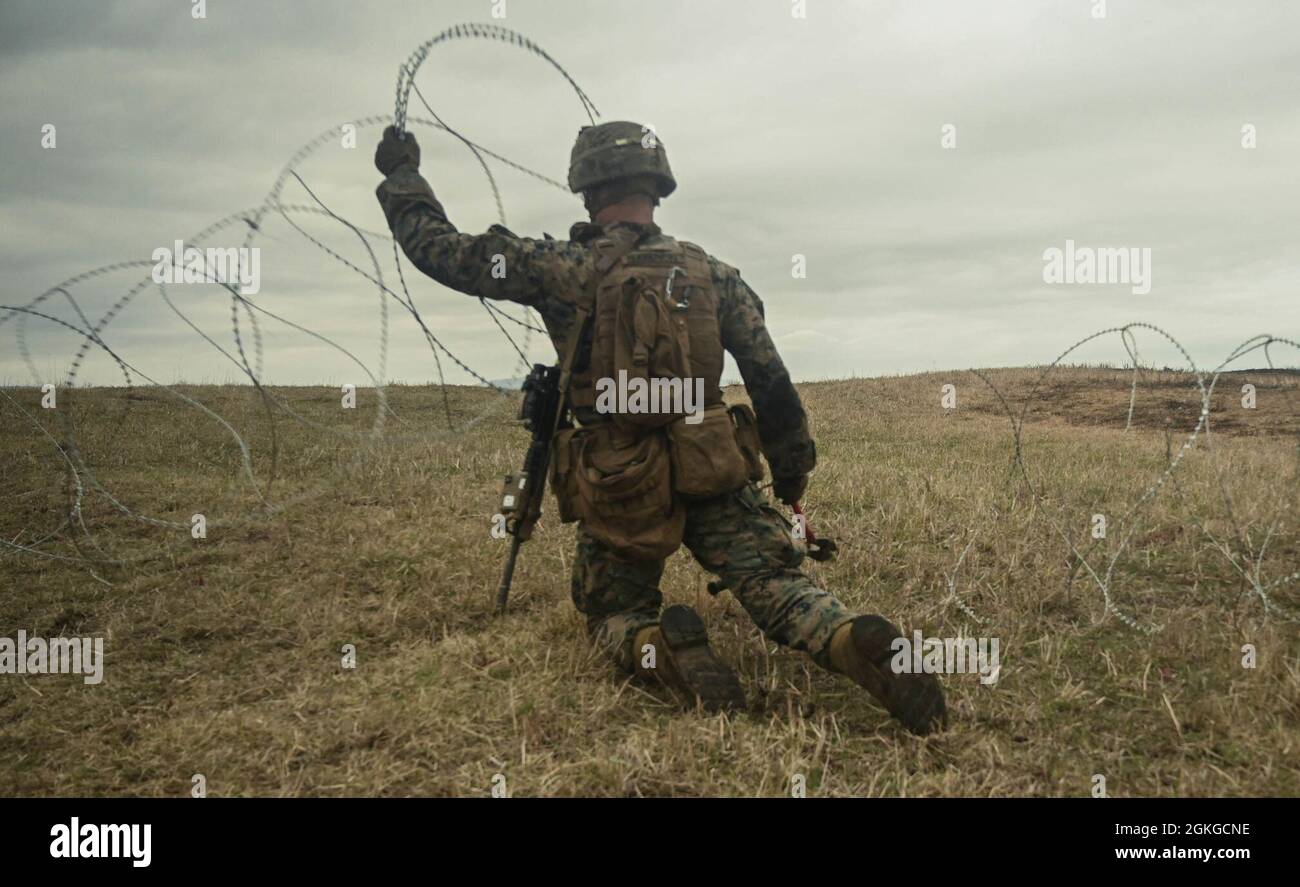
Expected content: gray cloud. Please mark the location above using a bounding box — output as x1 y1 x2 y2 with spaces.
2 0 1297 389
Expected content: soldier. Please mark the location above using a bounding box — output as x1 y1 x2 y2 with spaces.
375 121 946 733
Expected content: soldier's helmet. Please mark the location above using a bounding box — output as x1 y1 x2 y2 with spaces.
567 121 677 199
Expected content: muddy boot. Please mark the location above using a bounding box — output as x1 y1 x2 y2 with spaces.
633 605 745 713
829 615 947 735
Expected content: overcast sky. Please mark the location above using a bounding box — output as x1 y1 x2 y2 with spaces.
2 0 1297 387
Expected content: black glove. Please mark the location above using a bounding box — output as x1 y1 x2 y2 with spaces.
771 474 808 506
375 125 420 176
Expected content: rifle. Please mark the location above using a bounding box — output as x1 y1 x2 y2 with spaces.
492 235 641 613
495 363 563 613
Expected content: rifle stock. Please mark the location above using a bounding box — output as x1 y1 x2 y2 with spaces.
495 363 563 612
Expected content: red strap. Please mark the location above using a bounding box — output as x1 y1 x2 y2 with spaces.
791 501 817 544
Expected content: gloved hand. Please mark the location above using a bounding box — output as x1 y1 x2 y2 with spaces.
771 474 808 506
375 125 421 176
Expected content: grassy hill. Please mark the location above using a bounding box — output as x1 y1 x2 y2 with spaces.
1 367 1297 796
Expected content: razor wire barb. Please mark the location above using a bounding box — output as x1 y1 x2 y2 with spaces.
1 24 598 579
0 27 1295 640
950 324 1299 631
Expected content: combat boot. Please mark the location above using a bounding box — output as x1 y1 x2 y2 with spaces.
829 615 947 735
633 605 745 713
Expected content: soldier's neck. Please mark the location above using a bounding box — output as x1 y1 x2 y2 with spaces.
592 197 656 227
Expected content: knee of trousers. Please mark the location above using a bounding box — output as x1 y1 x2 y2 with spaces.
570 531 665 616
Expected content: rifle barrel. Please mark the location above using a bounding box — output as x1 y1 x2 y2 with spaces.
495 533 524 613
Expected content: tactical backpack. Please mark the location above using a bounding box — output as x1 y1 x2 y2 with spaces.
572 237 718 425
550 232 767 560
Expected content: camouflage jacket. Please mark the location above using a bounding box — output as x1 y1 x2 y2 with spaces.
376 167 815 480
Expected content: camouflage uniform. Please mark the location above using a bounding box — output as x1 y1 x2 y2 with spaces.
376 168 854 670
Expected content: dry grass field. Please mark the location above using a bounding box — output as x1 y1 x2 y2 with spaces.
1 367 1297 796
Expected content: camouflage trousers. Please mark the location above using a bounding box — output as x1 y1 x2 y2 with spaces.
570 484 854 672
